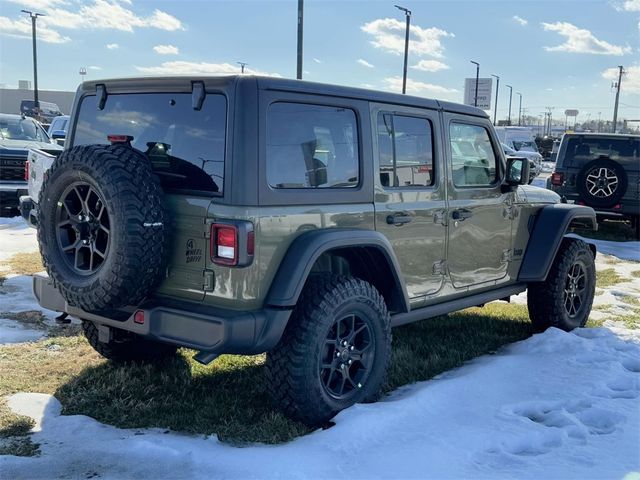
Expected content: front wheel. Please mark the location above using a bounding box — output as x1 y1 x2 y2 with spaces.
527 238 596 332
266 275 391 426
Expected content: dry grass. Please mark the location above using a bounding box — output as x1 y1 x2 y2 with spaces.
596 268 625 289
3 252 44 277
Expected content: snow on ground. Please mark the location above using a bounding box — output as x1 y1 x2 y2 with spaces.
1 218 639 479
1 323 638 479
0 216 38 262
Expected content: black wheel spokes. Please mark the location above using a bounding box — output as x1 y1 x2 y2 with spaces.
56 182 110 276
564 262 587 318
320 314 373 399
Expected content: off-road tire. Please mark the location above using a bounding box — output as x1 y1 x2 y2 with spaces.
38 144 167 312
82 320 177 363
576 158 627 208
266 274 391 426
527 238 596 332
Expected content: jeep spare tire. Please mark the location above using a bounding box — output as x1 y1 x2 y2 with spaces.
576 158 628 208
38 144 167 312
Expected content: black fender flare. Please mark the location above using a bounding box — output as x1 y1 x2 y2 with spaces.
265 229 410 312
518 204 597 282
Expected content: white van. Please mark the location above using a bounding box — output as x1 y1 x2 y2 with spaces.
494 126 539 153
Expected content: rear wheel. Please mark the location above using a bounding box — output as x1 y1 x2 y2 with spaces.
82 320 177 363
527 238 596 332
266 274 391 426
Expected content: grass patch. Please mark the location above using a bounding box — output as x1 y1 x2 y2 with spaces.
596 268 624 288
580 219 637 242
0 303 532 445
0 437 40 457
631 270 640 279
4 252 44 277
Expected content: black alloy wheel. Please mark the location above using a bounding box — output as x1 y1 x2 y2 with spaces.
55 181 110 275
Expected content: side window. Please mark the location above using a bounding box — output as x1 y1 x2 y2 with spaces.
266 102 359 189
377 113 434 188
449 123 498 187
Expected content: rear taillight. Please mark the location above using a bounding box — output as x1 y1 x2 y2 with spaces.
551 172 564 186
210 221 255 267
107 134 133 145
24 159 29 181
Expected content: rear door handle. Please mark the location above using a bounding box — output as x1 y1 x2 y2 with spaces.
451 209 473 221
387 213 413 225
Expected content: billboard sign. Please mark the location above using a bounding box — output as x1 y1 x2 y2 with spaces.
464 78 492 110
564 109 579 117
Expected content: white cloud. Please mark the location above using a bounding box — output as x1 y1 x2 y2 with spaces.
88 65 101 70
153 44 179 55
0 15 70 43
361 18 454 58
360 83 375 89
513 15 528 26
6 0 69 9
542 22 632 55
613 0 640 11
312 58 322 64
134 61 281 77
106 43 119 49
602 64 640 93
411 59 449 72
383 76 458 96
357 59 374 68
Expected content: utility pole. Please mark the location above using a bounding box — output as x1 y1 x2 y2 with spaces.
597 112 602 133
296 0 303 80
490 74 499 125
612 65 624 134
395 5 411 94
79 67 87 83
516 92 522 126
21 10 44 112
506 85 513 125
237 62 248 73
470 61 479 107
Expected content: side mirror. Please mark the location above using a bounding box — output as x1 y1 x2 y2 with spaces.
504 157 530 188
51 130 65 139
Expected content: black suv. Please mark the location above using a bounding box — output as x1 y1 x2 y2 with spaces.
548 133 639 237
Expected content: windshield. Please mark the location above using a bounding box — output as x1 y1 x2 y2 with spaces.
0 117 47 142
512 140 537 152
74 93 227 195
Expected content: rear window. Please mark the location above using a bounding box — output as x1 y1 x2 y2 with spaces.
73 93 226 194
562 136 639 167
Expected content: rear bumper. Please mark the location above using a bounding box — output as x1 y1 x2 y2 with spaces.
33 273 291 355
0 182 27 210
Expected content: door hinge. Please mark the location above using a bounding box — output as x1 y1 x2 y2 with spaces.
502 249 514 262
433 210 448 226
203 270 215 292
433 260 447 275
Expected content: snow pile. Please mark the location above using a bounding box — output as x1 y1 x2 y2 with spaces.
0 216 38 261
568 234 640 262
1 324 638 479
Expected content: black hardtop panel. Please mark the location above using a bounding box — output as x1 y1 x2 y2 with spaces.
255 76 488 118
78 76 240 95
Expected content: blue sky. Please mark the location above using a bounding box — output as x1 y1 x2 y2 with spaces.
0 0 638 123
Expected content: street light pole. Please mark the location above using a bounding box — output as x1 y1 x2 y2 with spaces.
21 10 44 111
395 5 411 94
490 74 499 125
506 84 513 125
470 61 479 107
516 92 522 126
296 0 303 80
237 62 248 73
612 65 624 134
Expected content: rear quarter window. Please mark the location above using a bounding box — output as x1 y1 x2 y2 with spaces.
73 92 226 195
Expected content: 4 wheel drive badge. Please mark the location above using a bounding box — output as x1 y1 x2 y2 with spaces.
185 238 202 264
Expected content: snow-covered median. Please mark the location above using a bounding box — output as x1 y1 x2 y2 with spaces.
0 217 38 262
1 323 638 479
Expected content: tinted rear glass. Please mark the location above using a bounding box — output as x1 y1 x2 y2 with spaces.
73 93 226 194
563 136 639 167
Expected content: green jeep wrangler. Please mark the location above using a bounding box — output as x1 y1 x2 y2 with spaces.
34 76 598 426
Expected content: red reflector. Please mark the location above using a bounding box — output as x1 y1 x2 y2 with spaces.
247 231 255 256
551 172 564 186
24 159 29 181
578 200 586 206
133 310 145 324
107 134 133 144
613 204 621 210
